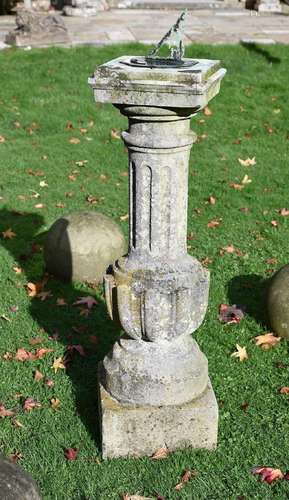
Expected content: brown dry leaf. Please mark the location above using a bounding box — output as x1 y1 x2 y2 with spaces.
15 348 34 361
2 228 16 239
73 296 98 309
79 308 91 317
86 194 100 205
12 266 22 274
252 466 283 484
34 203 46 209
69 137 80 144
266 258 278 265
241 174 252 185
45 378 54 388
120 213 129 221
219 304 244 324
23 397 41 412
254 333 281 350
208 195 216 205
111 128 121 140
29 337 43 346
3 352 13 360
37 290 53 301
34 370 44 381
68 174 77 181
201 257 213 267
55 202 65 209
174 470 197 491
0 404 15 418
26 282 44 297
151 446 169 460
271 220 278 227
230 182 244 190
0 314 10 322
231 344 248 362
12 419 25 428
238 157 256 167
9 452 23 463
35 348 53 359
203 106 212 116
27 169 45 177
75 160 88 167
0 135 6 143
14 121 21 128
220 245 235 255
99 174 108 181
56 298 67 306
279 387 289 394
207 219 221 229
80 128 87 134
50 398 61 410
279 208 289 216
52 357 66 373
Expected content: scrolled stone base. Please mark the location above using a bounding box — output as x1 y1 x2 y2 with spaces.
99 381 218 458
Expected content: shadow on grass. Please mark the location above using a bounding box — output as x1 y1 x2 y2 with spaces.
0 208 120 451
227 273 270 328
241 42 281 65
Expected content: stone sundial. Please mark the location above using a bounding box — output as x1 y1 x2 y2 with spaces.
130 10 189 68
89 13 226 459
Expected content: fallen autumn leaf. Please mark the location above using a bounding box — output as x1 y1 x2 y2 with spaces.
219 304 244 324
64 448 79 460
251 466 283 484
151 446 169 460
231 344 248 362
254 333 281 350
238 157 256 167
23 397 41 412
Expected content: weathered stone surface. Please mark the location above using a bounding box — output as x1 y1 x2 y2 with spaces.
267 264 289 339
5 8 70 47
0 456 41 499
100 336 208 406
254 0 281 12
99 382 218 458
44 211 126 284
89 56 226 109
89 52 225 457
63 0 108 16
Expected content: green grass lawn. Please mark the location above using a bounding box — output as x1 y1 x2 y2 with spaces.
0 42 289 499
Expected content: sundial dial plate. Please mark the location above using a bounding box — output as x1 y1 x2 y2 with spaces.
123 56 197 69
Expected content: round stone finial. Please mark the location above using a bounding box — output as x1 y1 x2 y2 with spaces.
0 457 41 499
267 263 289 340
44 211 127 284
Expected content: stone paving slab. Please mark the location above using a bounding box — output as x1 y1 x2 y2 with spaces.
1 7 289 48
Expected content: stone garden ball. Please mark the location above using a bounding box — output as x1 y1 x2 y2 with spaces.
44 211 126 284
267 263 289 340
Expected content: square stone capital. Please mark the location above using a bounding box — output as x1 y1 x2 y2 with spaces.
89 56 226 109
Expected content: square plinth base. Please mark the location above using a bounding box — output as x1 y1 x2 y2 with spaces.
99 380 218 458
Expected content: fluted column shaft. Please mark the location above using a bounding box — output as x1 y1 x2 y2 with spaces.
118 106 195 270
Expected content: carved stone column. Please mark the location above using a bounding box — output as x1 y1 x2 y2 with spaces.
89 56 226 458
